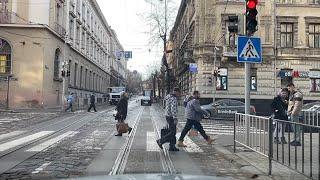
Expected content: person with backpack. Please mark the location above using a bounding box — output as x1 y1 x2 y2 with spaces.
156 87 181 151
271 88 289 144
177 91 215 147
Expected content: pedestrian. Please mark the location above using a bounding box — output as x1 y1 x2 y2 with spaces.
156 87 181 152
115 92 132 136
88 93 97 112
183 94 193 107
177 91 215 147
271 88 289 144
65 93 74 112
287 83 303 146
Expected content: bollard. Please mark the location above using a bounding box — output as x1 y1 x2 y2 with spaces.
268 117 273 176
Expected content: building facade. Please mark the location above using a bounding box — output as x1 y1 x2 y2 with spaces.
0 0 127 109
169 0 320 114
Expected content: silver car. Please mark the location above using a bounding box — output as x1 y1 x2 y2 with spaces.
201 99 256 120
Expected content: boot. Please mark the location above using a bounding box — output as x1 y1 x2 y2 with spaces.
207 136 216 145
274 137 280 144
168 146 179 151
177 141 187 147
281 137 287 144
128 127 132 134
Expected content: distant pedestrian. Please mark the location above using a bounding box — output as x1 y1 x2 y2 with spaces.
287 83 303 146
156 87 181 152
177 91 215 147
65 93 74 112
271 88 289 144
115 92 132 136
88 93 97 112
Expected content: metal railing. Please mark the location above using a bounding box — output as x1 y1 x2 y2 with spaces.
302 110 320 126
234 113 320 179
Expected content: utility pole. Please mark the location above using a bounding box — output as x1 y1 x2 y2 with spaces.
61 33 68 111
212 45 218 103
6 75 12 110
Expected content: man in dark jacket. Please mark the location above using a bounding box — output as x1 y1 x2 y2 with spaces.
115 92 132 136
88 93 97 112
177 91 215 147
271 88 289 144
156 87 181 151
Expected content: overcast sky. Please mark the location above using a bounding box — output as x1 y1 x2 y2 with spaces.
96 0 179 76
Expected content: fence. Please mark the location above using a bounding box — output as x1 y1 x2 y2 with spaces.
234 113 320 179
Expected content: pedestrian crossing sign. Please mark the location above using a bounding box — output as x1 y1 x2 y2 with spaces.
237 36 262 63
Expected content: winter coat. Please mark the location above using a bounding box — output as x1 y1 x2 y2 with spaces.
185 98 208 121
165 94 178 118
90 95 95 104
288 90 303 116
271 95 288 121
116 97 128 120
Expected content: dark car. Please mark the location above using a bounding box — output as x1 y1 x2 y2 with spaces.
201 99 256 120
141 96 151 106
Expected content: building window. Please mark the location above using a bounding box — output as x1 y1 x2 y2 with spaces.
279 69 293 87
80 66 83 88
85 68 88 89
56 3 62 25
53 49 61 79
280 23 293 48
69 17 74 40
216 68 228 90
81 30 85 51
311 79 320 92
74 63 78 87
251 68 257 91
310 0 320 4
278 0 295 3
0 39 11 74
82 3 86 21
68 60 72 85
309 24 320 48
76 25 80 46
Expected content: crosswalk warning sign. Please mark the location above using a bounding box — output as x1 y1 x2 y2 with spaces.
237 36 262 63
239 39 260 59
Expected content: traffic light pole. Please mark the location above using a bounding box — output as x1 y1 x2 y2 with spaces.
212 45 217 103
61 34 68 111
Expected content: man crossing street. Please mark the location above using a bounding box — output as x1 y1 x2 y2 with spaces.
88 93 97 112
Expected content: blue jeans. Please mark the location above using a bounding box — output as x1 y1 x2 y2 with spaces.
290 115 301 142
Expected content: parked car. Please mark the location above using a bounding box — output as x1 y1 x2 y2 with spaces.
141 96 151 106
201 99 256 120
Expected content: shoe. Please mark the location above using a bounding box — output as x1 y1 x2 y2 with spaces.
290 141 301 146
207 136 216 145
281 137 287 144
168 147 180 151
115 134 122 136
274 138 281 144
177 141 187 147
128 128 132 134
156 140 163 149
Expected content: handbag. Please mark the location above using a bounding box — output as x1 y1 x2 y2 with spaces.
116 122 129 134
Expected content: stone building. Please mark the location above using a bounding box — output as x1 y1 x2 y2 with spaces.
169 0 320 114
0 0 126 109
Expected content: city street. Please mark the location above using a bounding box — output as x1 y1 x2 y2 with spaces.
0 98 268 179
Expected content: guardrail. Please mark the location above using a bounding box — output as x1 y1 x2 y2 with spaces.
234 113 320 179
302 110 320 126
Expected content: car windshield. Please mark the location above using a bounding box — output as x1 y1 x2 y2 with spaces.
1 0 315 179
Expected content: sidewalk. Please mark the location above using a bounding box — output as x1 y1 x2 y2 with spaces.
160 103 311 179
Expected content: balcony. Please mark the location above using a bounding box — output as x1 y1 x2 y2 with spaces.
277 47 320 57
0 11 10 24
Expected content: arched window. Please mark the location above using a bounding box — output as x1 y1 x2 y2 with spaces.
0 38 11 74
54 49 61 79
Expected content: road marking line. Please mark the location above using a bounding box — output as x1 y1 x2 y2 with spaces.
146 131 160 152
0 131 54 152
176 133 203 153
0 131 25 141
27 131 78 152
32 162 52 174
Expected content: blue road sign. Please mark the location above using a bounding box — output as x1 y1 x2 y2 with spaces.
237 36 262 63
189 63 198 73
125 51 132 59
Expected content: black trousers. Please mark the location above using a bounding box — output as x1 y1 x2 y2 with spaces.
178 119 209 141
88 103 97 112
159 116 176 148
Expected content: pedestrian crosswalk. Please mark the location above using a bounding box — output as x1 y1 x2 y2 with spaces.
178 122 234 136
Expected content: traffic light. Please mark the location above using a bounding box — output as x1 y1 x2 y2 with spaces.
67 70 70 77
246 0 258 35
208 77 212 84
228 16 238 33
61 70 65 77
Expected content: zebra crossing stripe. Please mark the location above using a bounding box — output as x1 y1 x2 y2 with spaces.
27 131 78 152
32 162 52 174
146 131 160 152
0 131 54 152
0 131 25 141
176 133 204 153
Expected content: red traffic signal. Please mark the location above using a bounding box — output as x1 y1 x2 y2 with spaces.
247 0 257 9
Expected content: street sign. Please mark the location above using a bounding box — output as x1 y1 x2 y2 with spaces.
124 51 132 59
189 63 198 73
237 36 262 63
